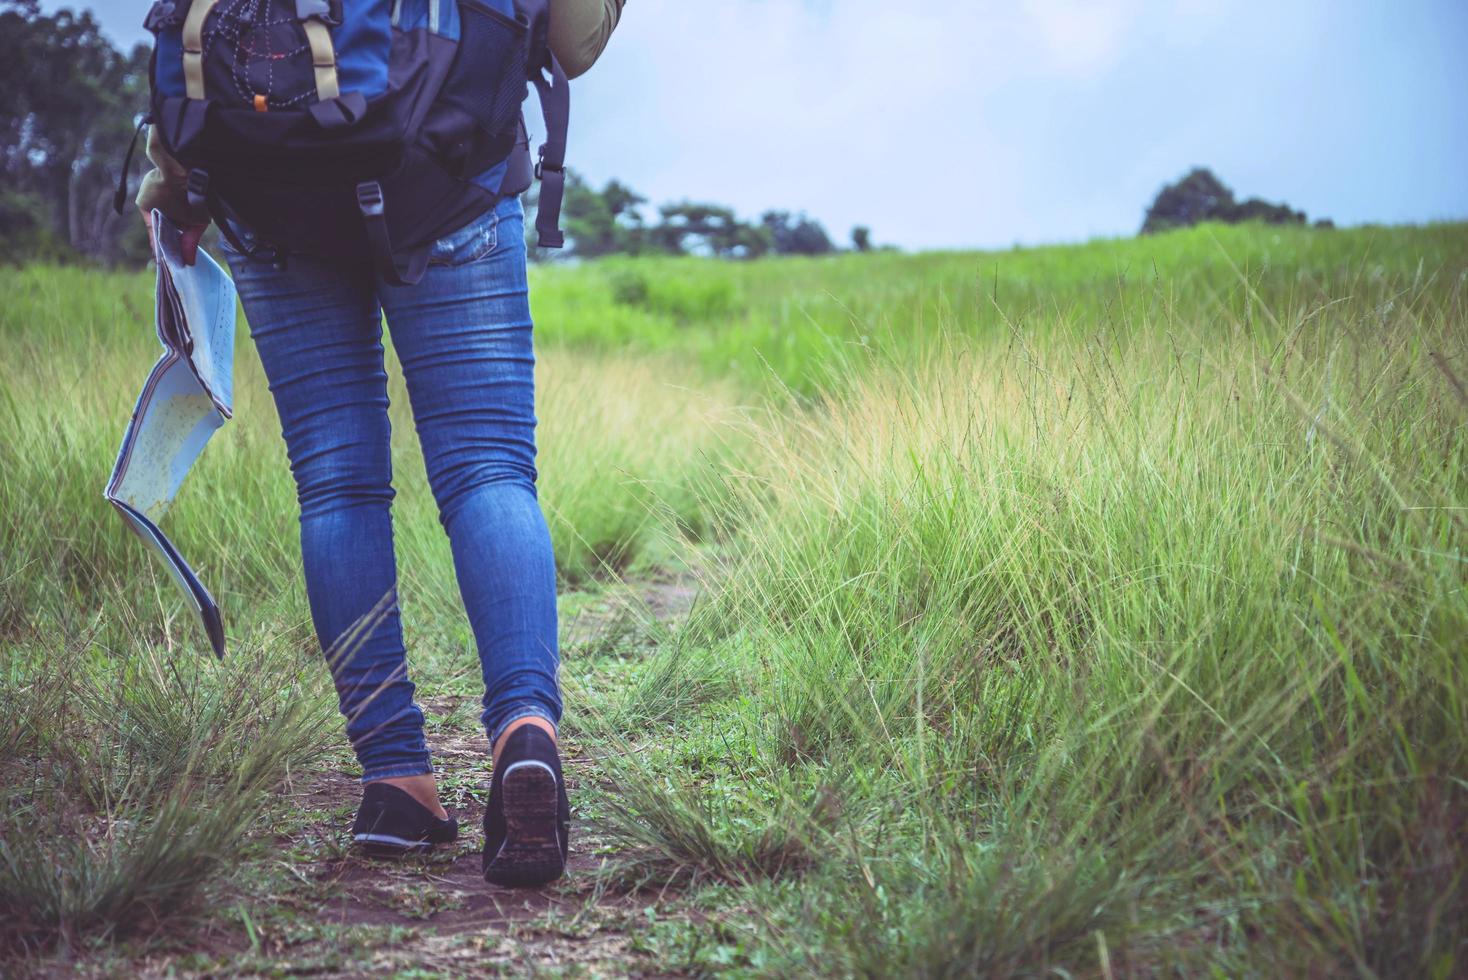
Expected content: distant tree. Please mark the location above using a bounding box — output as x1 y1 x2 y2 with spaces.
760 210 834 255
0 189 67 263
1141 167 1312 235
1140 168 1235 234
0 0 151 262
651 201 770 259
559 171 649 258
851 225 872 252
600 179 646 226
1227 197 1306 226
729 221 774 259
529 175 794 262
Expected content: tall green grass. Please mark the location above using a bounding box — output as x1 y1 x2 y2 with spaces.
0 255 740 953
0 265 738 621
0 630 331 953
532 221 1468 393
1 222 1463 968
596 228 1468 974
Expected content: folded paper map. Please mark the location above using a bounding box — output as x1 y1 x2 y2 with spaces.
105 212 237 658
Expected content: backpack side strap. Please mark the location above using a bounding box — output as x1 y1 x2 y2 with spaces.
186 168 281 262
530 54 568 249
357 181 430 287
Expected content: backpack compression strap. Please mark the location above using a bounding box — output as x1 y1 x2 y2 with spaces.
302 22 341 100
530 54 569 248
296 0 342 101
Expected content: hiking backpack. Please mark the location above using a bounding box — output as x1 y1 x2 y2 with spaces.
131 0 568 285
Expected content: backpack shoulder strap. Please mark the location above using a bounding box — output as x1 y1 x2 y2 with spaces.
301 19 341 100
181 0 222 98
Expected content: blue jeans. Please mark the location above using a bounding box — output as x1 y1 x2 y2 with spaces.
224 196 560 782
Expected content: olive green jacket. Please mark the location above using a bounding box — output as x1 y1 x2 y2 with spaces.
136 0 624 223
549 0 624 79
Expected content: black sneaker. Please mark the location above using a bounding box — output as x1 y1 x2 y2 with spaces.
482 725 570 887
351 781 458 857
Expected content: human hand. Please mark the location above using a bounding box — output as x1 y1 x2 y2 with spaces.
135 128 211 265
139 207 209 266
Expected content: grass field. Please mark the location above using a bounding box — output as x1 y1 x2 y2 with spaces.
2 221 1465 975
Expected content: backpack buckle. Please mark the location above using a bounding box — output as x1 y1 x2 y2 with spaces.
185 168 211 211
356 181 385 218
144 0 184 31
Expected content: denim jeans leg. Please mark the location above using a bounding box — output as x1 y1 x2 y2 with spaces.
377 196 562 751
224 247 432 782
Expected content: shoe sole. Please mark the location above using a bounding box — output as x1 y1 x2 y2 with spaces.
483 760 566 887
353 832 437 858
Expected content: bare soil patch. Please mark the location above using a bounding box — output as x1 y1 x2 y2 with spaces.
248 578 701 974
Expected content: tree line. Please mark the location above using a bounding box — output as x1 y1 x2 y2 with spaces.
1 2 1329 266
1141 167 1331 235
538 171 879 260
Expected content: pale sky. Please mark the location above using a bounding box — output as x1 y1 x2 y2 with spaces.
56 0 1468 250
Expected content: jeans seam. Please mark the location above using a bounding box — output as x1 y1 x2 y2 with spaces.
488 705 557 748
360 760 434 783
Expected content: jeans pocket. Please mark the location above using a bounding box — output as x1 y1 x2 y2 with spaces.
427 206 501 267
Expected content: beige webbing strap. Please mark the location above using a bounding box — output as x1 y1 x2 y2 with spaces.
183 0 339 103
302 19 341 101
182 0 223 99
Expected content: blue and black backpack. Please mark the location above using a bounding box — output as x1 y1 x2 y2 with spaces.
131 0 568 284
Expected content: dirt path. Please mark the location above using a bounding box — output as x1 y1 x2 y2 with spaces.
191 578 704 977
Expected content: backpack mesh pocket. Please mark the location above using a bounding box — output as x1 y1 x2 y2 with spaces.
438 0 528 140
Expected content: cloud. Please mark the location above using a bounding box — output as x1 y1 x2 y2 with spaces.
576 0 1220 247
574 0 1468 247
1020 0 1141 77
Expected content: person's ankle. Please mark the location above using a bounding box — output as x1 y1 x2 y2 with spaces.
372 774 448 820
493 716 557 768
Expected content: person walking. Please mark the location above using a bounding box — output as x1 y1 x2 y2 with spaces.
134 0 625 887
